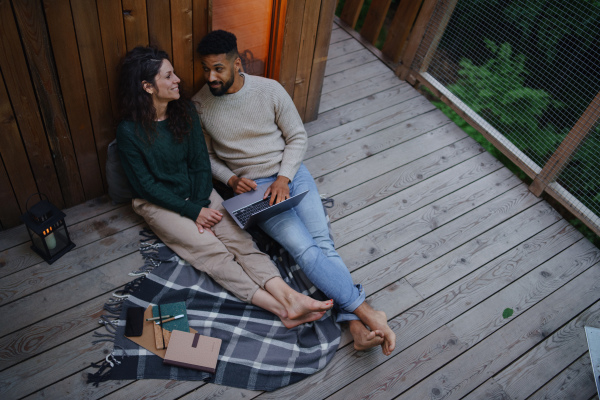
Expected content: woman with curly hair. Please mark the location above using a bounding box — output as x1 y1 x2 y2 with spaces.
116 46 332 328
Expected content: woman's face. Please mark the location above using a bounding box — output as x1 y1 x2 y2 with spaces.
149 59 180 105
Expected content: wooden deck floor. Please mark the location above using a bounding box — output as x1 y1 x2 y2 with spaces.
2 23 600 400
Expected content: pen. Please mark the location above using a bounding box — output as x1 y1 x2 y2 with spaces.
146 314 172 321
155 314 184 324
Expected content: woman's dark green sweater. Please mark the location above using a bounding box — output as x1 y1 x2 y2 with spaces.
116 110 212 221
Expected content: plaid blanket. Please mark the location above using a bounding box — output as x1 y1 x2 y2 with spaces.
88 228 341 391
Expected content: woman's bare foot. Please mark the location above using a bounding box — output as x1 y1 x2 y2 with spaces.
285 292 333 320
264 277 333 320
349 320 384 351
354 303 396 356
280 311 326 329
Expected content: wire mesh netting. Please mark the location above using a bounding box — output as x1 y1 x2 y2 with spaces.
414 0 600 230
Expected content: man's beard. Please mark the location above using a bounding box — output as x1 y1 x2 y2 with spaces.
208 73 235 96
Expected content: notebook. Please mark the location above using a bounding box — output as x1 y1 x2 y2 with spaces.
163 330 222 373
222 183 308 229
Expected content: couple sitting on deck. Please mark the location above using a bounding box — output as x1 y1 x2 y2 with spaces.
117 30 395 356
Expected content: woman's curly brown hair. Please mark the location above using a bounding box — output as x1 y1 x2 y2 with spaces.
118 46 192 143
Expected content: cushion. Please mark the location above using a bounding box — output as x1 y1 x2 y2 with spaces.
106 139 134 204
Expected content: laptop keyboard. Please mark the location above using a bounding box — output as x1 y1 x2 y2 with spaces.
232 197 272 226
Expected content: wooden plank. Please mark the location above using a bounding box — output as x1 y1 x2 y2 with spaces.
331 151 504 245
324 47 376 76
339 0 364 28
0 209 143 304
0 159 21 229
306 111 455 182
335 237 599 400
97 0 127 119
346 180 535 283
322 59 392 94
171 0 194 91
0 243 144 338
418 0 459 73
529 353 597 400
43 0 104 200
13 0 85 207
327 37 364 60
147 0 173 59
1 327 113 399
278 0 305 97
177 383 258 400
304 0 336 121
0 0 63 208
0 70 38 213
306 95 438 159
381 0 423 63
192 0 209 93
406 204 563 298
329 23 351 44
321 138 486 221
304 83 410 136
360 0 392 45
291 0 321 118
266 0 287 81
319 70 401 112
122 0 149 49
465 298 600 400
103 381 207 400
0 195 121 252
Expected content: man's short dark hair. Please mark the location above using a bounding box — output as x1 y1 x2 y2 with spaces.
197 30 239 58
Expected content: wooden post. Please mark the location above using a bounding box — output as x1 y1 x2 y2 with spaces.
397 0 438 80
340 0 364 28
418 0 458 73
381 0 423 63
529 91 600 196
360 0 392 45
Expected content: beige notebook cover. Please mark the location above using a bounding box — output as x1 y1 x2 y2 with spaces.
163 330 222 373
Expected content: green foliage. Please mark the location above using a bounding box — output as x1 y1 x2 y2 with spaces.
502 308 514 319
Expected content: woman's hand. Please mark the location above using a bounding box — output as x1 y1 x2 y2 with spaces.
195 207 223 233
264 176 290 205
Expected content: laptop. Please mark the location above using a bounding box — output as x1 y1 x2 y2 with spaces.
222 183 308 229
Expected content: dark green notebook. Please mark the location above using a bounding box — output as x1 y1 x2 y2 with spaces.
152 302 189 332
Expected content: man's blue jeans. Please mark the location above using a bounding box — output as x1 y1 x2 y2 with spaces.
253 164 365 322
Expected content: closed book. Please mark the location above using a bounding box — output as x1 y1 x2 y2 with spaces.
163 330 222 373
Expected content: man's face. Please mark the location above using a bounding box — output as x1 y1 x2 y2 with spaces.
201 53 238 96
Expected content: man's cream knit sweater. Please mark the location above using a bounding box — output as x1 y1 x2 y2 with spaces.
192 73 307 185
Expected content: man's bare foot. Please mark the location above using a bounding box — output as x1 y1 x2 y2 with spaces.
280 311 326 329
285 292 333 320
354 303 396 356
349 320 384 351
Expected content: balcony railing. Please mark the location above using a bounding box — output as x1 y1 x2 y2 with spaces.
337 0 600 237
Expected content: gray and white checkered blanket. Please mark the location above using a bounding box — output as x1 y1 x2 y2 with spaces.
90 228 341 391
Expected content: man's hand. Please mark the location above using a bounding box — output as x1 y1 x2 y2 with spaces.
195 207 223 233
228 175 257 194
264 176 290 205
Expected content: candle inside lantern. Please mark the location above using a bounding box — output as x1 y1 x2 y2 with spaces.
44 227 57 250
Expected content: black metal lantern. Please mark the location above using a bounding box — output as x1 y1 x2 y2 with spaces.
20 193 75 264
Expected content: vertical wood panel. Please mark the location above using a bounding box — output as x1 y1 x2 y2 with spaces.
43 0 104 200
278 0 305 97
147 0 172 59
0 71 38 212
382 0 423 63
304 0 336 121
399 0 438 76
291 0 321 118
171 0 194 92
340 0 364 28
71 0 116 189
97 0 127 119
192 0 209 93
266 0 288 81
12 0 85 207
0 0 63 208
360 0 392 44
0 158 21 228
122 0 149 50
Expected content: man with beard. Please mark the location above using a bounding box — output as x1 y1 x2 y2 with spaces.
192 30 395 356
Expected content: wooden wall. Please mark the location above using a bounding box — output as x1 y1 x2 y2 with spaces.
0 0 335 230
